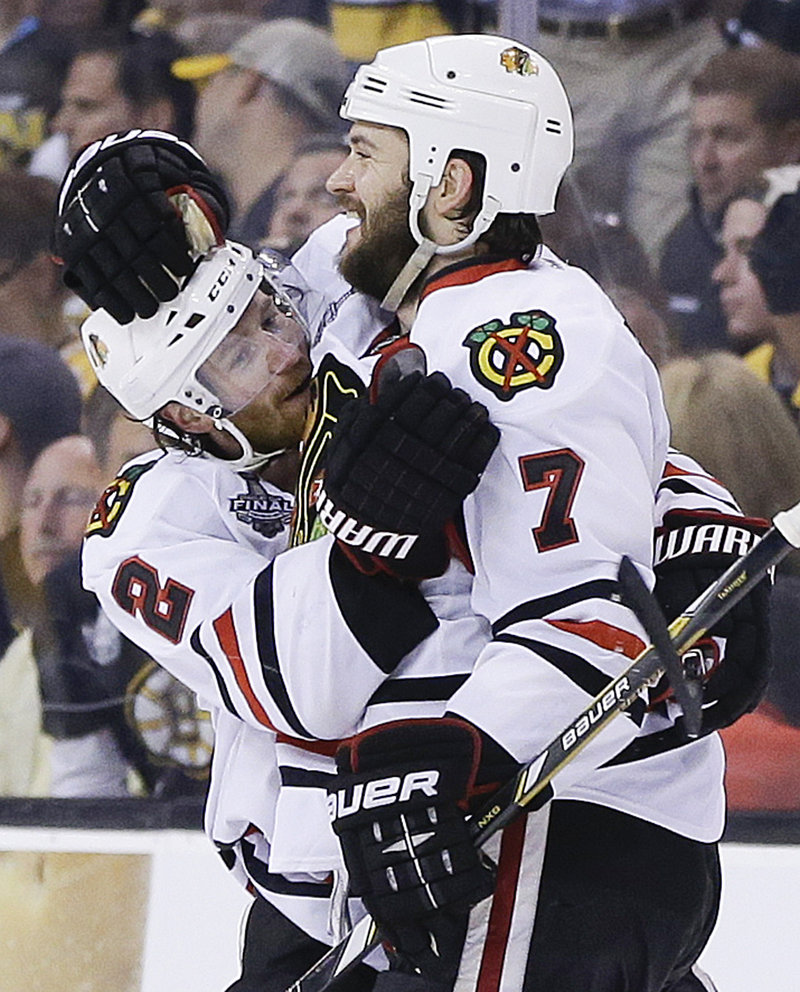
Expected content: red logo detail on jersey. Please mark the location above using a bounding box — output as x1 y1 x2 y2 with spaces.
86 461 157 538
309 477 324 506
462 310 563 400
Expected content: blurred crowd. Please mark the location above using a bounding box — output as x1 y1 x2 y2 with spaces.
1 0 800 813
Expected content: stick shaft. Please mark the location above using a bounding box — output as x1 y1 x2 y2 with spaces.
471 524 791 843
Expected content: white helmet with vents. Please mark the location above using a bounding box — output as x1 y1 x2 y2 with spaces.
340 35 574 308
341 34 573 220
81 240 309 469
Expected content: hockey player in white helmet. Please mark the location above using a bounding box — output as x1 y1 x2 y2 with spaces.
81 240 313 472
76 231 499 992
56 40 771 989
304 36 769 992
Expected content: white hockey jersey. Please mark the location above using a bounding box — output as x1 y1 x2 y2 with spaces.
82 215 742 950
291 217 734 843
81 447 486 943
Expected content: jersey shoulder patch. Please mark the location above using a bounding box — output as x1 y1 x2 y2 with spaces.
462 309 563 401
86 459 158 539
229 472 293 538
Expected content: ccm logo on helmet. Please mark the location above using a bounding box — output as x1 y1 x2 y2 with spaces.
316 487 418 559
208 262 235 301
328 770 439 819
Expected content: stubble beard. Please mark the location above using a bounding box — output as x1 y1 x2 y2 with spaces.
338 186 419 303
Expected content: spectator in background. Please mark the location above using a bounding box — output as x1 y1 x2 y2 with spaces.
0 341 84 797
530 0 725 266
662 350 800 523
659 47 800 355
16 434 129 798
0 171 95 395
0 18 71 171
19 436 103 590
713 166 800 419
39 27 196 182
179 18 352 245
82 384 154 482
0 336 82 632
709 134 800 812
14 432 210 799
0 0 147 170
661 350 800 810
259 133 346 255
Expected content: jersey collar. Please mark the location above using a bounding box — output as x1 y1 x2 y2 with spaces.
420 255 529 303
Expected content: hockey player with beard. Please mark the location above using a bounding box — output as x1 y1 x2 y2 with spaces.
54 39 771 992
274 37 772 992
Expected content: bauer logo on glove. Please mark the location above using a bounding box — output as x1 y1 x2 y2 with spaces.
327 768 439 819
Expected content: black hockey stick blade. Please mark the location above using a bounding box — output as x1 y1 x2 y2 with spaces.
284 500 800 992
617 555 703 738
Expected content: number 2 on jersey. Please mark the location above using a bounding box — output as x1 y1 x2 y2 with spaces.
519 448 584 552
112 556 194 643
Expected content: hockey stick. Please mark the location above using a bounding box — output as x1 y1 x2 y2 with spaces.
285 501 800 992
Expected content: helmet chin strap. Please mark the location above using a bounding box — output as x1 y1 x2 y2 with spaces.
211 417 286 473
380 176 502 313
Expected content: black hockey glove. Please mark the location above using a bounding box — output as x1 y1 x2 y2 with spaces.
748 188 800 315
329 718 496 983
320 371 499 579
652 510 772 734
53 129 230 323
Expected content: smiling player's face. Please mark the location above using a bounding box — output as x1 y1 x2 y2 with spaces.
199 288 313 453
225 290 311 451
325 122 418 300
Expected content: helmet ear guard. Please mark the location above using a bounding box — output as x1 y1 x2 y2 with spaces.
340 34 574 309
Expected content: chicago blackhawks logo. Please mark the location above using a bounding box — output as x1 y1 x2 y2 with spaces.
500 46 537 76
86 461 157 538
462 309 563 401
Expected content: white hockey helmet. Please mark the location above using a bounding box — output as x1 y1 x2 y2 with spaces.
81 241 309 468
340 34 573 307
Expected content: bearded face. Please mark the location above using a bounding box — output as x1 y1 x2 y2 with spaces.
337 183 419 302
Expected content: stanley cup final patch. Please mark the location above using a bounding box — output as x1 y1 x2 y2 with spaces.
462 309 563 401
229 474 293 537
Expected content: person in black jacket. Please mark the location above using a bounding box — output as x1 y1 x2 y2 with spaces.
659 47 800 354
